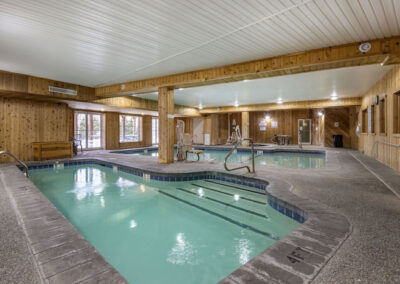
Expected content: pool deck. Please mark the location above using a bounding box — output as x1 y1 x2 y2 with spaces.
1 145 399 283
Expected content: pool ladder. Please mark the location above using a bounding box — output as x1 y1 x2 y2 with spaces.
224 138 255 173
0 150 29 177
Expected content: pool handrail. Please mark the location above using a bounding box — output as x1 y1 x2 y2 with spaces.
0 150 29 177
224 138 255 173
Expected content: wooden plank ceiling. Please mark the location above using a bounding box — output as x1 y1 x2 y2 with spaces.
1 0 400 89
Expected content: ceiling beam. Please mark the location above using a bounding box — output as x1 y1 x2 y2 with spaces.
95 36 400 97
199 97 361 114
0 70 199 116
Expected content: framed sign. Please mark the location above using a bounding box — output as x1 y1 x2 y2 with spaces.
258 120 267 131
271 120 278 128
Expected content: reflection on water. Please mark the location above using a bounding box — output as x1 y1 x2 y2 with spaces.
68 168 105 200
235 238 253 265
168 233 199 265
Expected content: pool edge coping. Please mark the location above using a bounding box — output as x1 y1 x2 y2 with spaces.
1 157 352 284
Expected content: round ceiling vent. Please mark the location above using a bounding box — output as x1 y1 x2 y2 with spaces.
359 42 371 53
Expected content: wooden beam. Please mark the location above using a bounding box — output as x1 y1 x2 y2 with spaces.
158 87 174 163
0 70 199 116
95 36 400 96
199 97 362 114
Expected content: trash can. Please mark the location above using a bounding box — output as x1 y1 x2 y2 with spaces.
333 135 343 148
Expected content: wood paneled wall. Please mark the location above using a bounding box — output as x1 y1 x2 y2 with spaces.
0 97 70 162
250 109 312 144
359 64 400 171
324 106 358 148
105 112 152 150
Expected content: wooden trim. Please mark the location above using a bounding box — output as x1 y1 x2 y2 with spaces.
199 97 362 114
95 36 400 96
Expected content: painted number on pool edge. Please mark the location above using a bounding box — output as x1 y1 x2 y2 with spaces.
287 247 309 264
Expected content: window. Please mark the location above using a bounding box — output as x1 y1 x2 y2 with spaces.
362 108 368 133
120 115 142 142
394 90 400 134
369 105 375 134
74 112 104 149
379 96 386 134
152 117 159 144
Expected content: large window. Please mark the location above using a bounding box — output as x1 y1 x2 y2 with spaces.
152 117 159 144
120 115 142 142
74 112 104 149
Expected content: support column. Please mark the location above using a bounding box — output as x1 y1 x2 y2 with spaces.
242 111 250 146
158 87 174 163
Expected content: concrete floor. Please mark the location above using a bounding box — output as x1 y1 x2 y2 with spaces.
1 146 399 283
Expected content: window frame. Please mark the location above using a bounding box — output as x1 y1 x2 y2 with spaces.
393 90 400 135
152 117 159 145
119 114 143 143
369 104 375 134
74 111 104 150
379 95 387 135
361 108 368 133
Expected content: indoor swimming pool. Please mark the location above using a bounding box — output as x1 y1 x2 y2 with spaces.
115 148 326 168
29 163 301 284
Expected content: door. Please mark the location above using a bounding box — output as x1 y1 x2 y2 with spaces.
75 112 104 149
193 118 204 144
298 119 312 144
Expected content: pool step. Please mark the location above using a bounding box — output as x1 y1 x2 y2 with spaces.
203 179 265 195
157 188 279 240
175 187 268 219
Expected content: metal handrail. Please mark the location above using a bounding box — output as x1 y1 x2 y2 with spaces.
224 138 255 173
372 140 400 158
0 151 29 177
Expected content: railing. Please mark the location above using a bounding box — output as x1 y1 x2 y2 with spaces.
224 138 255 173
0 151 29 177
372 140 400 158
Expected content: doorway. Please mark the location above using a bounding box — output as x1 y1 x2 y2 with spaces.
298 119 312 144
193 118 204 144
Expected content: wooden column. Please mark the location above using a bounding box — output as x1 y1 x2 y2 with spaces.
242 111 250 146
158 87 174 163
142 115 153 147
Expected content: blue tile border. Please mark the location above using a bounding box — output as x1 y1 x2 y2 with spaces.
21 159 307 224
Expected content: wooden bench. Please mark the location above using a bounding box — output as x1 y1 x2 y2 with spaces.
32 142 73 161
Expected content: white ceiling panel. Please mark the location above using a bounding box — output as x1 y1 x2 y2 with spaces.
136 64 392 107
0 0 399 87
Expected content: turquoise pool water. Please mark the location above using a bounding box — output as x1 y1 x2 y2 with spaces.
30 164 300 284
121 149 326 168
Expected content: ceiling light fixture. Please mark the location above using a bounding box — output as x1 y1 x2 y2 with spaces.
381 55 389 66
234 102 239 107
265 115 271 120
243 79 249 82
331 91 338 100
277 98 283 104
318 111 323 116
178 88 184 91
198 105 203 110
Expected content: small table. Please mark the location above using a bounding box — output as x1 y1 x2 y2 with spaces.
185 149 204 161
